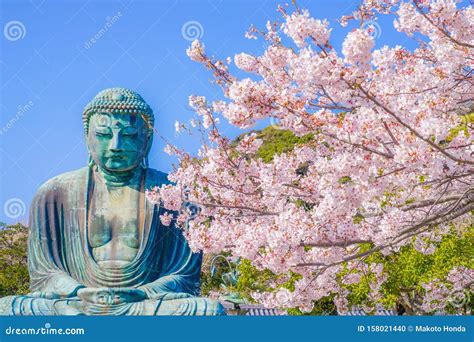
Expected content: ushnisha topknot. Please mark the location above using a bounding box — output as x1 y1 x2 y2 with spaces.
82 87 154 136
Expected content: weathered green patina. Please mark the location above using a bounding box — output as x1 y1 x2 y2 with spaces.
0 88 225 315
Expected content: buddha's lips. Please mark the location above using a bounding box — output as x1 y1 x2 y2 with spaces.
108 154 126 160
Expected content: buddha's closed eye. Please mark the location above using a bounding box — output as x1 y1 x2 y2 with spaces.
95 129 112 138
122 128 138 137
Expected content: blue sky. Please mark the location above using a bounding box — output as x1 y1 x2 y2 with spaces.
0 0 419 224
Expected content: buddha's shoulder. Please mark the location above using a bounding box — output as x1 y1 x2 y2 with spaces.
34 167 171 197
146 168 171 186
35 167 89 195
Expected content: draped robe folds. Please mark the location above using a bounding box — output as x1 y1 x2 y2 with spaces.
0 167 225 315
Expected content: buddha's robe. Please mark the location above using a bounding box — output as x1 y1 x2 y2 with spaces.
0 167 224 315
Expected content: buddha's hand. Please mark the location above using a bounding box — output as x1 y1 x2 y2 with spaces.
138 276 194 301
77 287 147 305
29 285 85 299
152 292 193 301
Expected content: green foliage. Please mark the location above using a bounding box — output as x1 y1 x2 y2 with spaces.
200 253 235 296
234 126 314 163
0 223 29 297
287 296 337 316
445 113 474 143
335 227 473 314
338 176 352 184
445 112 473 143
234 259 276 301
200 264 225 297
379 227 473 314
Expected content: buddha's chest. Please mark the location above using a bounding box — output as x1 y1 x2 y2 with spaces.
88 186 142 263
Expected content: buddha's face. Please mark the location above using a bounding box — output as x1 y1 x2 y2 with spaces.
87 112 149 172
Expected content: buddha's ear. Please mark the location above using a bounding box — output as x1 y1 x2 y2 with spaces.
85 138 90 154
84 128 96 167
85 139 94 167
145 133 153 155
84 132 90 153
141 133 153 169
87 155 95 168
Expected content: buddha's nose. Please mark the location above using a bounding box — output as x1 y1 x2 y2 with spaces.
109 134 123 151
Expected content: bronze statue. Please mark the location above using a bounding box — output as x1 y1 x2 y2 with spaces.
0 88 225 315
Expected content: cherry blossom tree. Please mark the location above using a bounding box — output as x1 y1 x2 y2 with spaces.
148 0 473 313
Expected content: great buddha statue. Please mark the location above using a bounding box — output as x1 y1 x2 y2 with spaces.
0 88 225 315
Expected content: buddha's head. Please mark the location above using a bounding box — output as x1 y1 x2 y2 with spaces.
83 88 154 172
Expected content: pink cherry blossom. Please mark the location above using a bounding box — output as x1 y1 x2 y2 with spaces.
159 212 174 226
282 9 331 47
148 0 474 313
342 28 374 67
